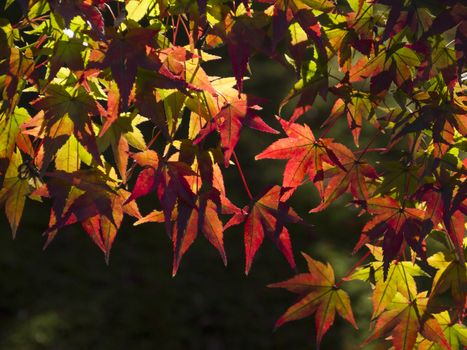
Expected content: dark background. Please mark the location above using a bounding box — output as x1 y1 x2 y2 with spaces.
0 13 379 349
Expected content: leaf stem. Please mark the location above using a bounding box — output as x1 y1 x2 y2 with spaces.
233 150 253 200
147 129 162 149
354 147 387 154
356 131 380 162
320 113 340 139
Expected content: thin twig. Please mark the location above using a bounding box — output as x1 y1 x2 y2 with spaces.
233 150 253 200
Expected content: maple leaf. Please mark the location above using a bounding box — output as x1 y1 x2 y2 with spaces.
326 18 375 71
255 117 344 200
269 253 358 349
50 0 105 37
156 46 216 94
0 47 34 104
125 150 227 275
392 102 466 155
170 146 228 275
133 49 212 138
54 134 91 172
349 44 421 89
364 291 450 350
353 197 426 276
35 168 140 260
279 57 328 122
135 197 226 276
261 0 332 55
224 185 302 274
325 93 375 147
210 1 289 93
170 192 226 276
194 94 278 167
0 107 30 184
213 9 260 93
88 28 158 111
81 188 141 263
31 84 101 171
416 177 466 265
98 100 148 182
417 311 467 350
124 151 197 224
310 143 379 212
347 245 429 319
227 39 249 94
422 3 466 39
375 159 422 201
427 249 467 308
41 169 116 229
262 1 288 49
265 0 335 123
185 76 238 130
49 38 85 81
0 149 32 237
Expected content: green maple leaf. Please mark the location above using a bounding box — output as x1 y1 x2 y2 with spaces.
55 135 92 172
364 291 450 350
417 311 467 350
49 38 85 80
0 149 32 237
347 245 429 319
32 84 101 171
427 245 467 307
0 107 30 183
98 108 148 182
349 44 421 87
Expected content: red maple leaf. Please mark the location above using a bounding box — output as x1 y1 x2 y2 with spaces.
256 117 347 201
34 169 140 261
126 150 228 275
310 143 379 212
194 95 278 167
224 185 302 274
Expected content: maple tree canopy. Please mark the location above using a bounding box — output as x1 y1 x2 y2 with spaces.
0 0 466 348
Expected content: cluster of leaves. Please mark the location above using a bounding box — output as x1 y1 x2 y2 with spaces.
0 0 465 348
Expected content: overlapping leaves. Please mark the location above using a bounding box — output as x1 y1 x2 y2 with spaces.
0 0 465 348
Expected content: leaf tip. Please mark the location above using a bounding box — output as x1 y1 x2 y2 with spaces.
274 318 285 330
172 257 181 277
171 263 179 277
